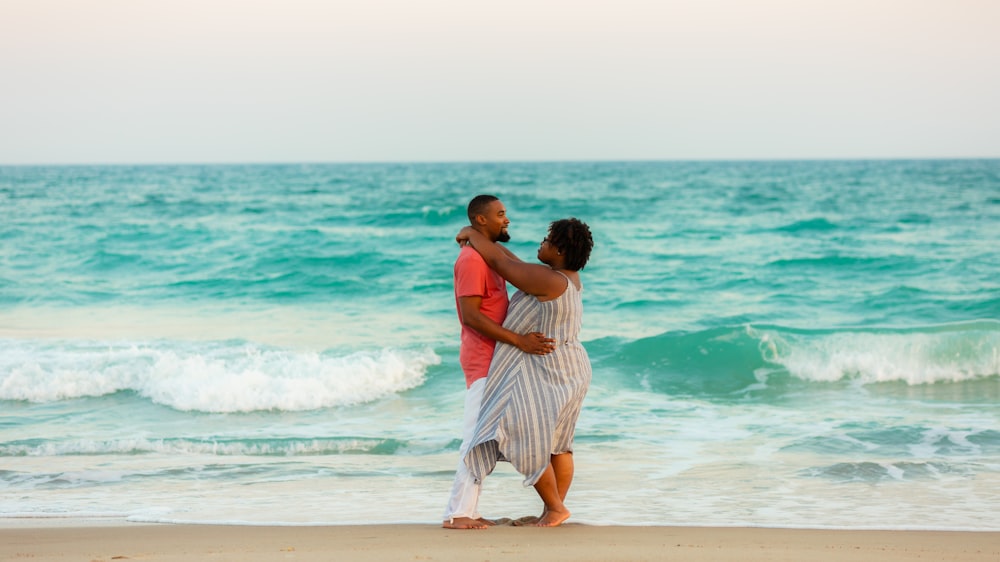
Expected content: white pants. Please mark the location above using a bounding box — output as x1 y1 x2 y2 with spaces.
442 377 486 522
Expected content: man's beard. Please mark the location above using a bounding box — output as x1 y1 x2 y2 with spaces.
497 230 510 243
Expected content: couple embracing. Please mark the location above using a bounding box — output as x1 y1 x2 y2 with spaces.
442 194 594 529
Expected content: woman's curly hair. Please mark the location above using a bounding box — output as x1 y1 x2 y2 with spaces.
547 218 593 271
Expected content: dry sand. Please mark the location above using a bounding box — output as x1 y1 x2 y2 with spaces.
2 522 997 562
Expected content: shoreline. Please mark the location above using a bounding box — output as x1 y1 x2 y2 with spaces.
3 522 998 562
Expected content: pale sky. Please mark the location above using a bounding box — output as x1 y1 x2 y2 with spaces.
2 0 998 164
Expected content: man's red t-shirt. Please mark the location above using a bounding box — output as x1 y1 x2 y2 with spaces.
454 246 509 387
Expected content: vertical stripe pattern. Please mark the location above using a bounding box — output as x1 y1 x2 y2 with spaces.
465 273 592 486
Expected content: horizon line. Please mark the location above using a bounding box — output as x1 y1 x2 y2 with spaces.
2 155 999 168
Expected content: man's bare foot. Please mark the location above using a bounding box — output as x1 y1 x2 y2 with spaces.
443 516 489 529
477 517 497 526
531 509 570 527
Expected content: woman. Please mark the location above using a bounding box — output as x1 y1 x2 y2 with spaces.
456 217 594 527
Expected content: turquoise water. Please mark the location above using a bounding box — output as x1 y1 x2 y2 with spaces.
1 160 998 528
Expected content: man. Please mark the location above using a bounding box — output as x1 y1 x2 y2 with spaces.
442 194 555 530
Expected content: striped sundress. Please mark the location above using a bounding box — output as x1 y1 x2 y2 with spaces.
465 272 592 487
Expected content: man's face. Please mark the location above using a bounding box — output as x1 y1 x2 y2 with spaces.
481 200 511 243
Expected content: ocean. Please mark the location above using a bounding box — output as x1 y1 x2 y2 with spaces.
1 160 998 529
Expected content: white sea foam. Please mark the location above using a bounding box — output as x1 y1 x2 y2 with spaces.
0 339 439 412
0 436 413 457
752 323 1000 385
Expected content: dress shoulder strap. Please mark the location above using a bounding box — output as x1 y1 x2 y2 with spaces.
555 270 582 292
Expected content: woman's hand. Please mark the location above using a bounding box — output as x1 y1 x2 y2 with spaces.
455 226 476 246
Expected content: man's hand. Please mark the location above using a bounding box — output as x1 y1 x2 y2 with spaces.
516 332 556 355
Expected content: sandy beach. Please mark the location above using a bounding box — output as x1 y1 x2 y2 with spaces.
2 522 997 562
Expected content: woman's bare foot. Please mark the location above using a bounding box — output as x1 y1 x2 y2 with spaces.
442 516 489 530
531 508 570 527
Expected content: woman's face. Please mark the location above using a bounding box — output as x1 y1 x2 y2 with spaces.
537 235 560 265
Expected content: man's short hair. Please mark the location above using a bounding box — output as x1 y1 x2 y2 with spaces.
467 194 499 224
